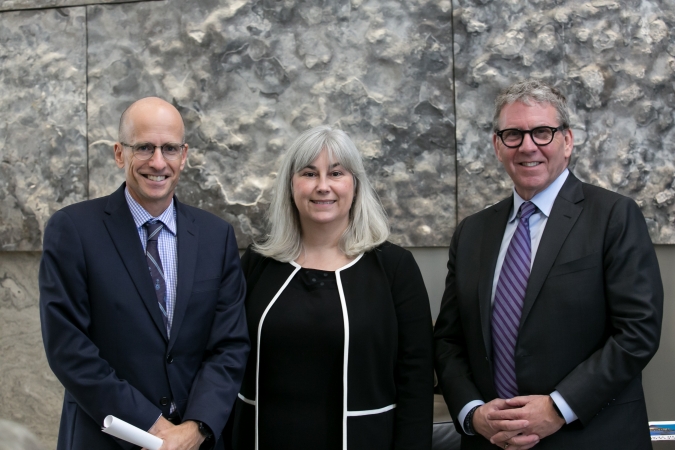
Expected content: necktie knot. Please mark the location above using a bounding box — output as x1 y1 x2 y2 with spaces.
519 201 536 223
144 221 163 242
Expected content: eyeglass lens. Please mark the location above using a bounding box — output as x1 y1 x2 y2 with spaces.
131 143 183 160
500 127 556 147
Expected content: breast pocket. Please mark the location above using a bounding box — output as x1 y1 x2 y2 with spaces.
548 252 600 278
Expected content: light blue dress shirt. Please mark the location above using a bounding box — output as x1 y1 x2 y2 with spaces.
124 188 178 335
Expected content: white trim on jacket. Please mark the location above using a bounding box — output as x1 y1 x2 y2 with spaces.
247 254 397 450
254 263 301 450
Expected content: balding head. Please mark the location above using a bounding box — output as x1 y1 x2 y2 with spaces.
118 97 185 144
113 96 189 217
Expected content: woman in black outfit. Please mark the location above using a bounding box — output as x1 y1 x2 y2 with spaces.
231 125 433 450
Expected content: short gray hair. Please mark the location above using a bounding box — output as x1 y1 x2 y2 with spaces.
254 125 390 262
493 80 570 132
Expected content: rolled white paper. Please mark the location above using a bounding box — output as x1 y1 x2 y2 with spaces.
102 415 163 450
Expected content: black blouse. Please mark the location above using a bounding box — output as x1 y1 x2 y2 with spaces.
258 269 343 449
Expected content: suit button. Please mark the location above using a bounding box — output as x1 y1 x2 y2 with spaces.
160 397 170 406
166 354 174 364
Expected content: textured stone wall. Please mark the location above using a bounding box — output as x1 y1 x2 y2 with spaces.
0 0 674 448
454 0 675 242
0 0 156 12
0 7 87 251
0 252 61 448
86 0 456 248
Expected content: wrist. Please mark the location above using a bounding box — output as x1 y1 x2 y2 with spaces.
189 420 213 443
549 397 564 420
464 405 480 435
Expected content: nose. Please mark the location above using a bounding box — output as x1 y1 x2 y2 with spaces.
518 132 538 151
316 174 330 193
148 147 167 168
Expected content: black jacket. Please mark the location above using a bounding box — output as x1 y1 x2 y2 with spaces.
232 242 434 450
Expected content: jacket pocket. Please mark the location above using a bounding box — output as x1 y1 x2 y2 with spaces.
548 252 599 278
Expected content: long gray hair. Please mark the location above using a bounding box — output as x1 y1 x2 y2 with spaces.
254 125 390 262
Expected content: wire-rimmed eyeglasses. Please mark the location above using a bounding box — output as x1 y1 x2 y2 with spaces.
495 126 565 148
120 142 186 161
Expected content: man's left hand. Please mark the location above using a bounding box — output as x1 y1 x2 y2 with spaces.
143 418 205 450
487 395 565 446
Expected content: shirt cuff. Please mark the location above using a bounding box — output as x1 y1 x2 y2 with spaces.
550 390 578 424
458 400 485 434
149 413 163 431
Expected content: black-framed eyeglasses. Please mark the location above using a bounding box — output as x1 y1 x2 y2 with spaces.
120 142 186 161
495 126 565 148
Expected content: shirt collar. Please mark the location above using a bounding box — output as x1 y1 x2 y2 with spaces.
124 188 177 235
509 168 569 222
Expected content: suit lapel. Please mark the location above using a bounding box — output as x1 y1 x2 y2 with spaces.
520 173 585 327
168 200 198 350
478 197 512 357
103 184 169 341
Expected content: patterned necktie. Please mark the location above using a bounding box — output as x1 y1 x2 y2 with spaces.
144 221 169 333
492 201 536 399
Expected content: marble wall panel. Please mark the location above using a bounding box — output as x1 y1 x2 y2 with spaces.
454 0 675 243
0 252 61 450
87 0 456 248
0 0 157 12
0 7 87 251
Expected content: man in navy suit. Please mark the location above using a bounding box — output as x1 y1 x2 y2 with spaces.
40 97 250 450
435 80 663 449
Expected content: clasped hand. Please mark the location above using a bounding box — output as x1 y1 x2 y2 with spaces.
472 395 565 450
142 416 205 450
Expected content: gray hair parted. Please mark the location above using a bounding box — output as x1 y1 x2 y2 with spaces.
253 125 390 262
493 80 570 132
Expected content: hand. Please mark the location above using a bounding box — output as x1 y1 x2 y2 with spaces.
144 417 205 450
472 399 530 441
487 395 565 447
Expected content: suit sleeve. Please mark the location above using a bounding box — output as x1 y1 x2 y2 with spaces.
555 196 663 424
434 218 485 432
391 249 434 450
183 224 250 437
39 210 160 437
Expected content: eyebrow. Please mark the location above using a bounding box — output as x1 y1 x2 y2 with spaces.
303 162 343 170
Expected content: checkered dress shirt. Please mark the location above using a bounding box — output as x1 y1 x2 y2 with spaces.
125 188 178 335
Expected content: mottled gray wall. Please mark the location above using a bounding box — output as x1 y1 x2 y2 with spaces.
0 0 158 12
86 0 456 248
0 7 87 251
0 0 674 448
454 0 675 242
0 252 62 448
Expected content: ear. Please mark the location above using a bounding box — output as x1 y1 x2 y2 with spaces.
563 128 574 159
492 133 503 163
114 142 125 168
179 144 189 171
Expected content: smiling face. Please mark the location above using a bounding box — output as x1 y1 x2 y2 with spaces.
114 98 188 217
292 149 355 233
493 101 573 200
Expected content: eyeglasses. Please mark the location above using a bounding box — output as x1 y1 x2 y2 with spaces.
495 126 565 148
120 142 185 161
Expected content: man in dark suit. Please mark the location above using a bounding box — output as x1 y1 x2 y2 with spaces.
40 97 250 450
434 80 663 450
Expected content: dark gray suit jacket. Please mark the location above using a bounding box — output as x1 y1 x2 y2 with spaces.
434 173 663 449
40 183 250 450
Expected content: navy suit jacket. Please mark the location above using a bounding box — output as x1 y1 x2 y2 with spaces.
40 183 250 450
434 173 663 449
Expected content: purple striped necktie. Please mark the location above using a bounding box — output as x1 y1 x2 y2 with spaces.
144 220 169 333
492 201 536 399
